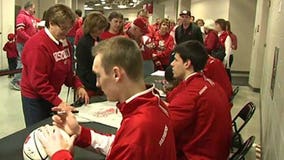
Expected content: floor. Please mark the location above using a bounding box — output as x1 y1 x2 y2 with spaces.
0 75 260 159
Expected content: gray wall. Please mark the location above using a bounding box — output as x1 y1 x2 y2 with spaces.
228 0 257 72
260 0 284 159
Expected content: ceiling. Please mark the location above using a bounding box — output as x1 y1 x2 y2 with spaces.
84 0 151 10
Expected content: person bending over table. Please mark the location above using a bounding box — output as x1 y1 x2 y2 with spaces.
76 12 108 97
20 4 89 127
38 37 176 160
167 40 232 160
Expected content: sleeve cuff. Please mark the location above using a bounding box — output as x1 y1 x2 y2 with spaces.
51 97 63 106
74 76 84 89
75 126 91 148
51 150 73 160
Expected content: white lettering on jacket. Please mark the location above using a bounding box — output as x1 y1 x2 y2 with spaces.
53 49 70 62
159 125 168 146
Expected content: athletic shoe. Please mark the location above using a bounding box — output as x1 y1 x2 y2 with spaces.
10 81 21 91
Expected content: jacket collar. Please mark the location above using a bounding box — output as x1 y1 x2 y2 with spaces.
117 85 165 118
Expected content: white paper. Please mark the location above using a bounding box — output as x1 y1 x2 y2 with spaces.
150 70 165 77
75 101 122 128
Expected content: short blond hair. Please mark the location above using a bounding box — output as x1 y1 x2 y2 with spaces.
92 36 144 81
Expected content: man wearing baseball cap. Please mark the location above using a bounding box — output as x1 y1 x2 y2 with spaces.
125 17 155 76
175 10 203 44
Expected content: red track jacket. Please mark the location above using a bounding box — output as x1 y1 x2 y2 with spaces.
3 41 18 58
204 56 233 101
21 29 83 106
167 73 232 160
204 30 219 54
52 86 176 160
16 10 38 44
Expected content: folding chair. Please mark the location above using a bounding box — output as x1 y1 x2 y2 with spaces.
230 86 240 102
232 102 256 149
229 136 255 160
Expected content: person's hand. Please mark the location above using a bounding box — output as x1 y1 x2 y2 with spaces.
77 87 89 105
52 106 81 136
38 125 76 157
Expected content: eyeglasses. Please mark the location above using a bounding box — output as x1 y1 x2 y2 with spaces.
56 23 72 32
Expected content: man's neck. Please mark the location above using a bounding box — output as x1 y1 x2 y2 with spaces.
183 23 190 30
109 28 119 35
183 70 195 81
119 80 146 103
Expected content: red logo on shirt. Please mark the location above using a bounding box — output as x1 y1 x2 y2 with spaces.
53 49 70 62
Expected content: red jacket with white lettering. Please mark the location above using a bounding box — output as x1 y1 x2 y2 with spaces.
167 73 232 160
21 29 83 106
204 56 233 102
16 10 38 44
153 31 175 66
51 87 177 160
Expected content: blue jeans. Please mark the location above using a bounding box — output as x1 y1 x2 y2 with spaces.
11 43 24 84
21 96 53 127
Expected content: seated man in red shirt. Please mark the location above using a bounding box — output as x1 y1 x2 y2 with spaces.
39 37 176 160
204 56 233 103
167 40 232 160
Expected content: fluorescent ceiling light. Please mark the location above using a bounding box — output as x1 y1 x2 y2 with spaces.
103 6 112 9
129 2 134 5
94 3 101 6
102 1 106 4
118 4 127 8
85 7 94 10
133 0 138 2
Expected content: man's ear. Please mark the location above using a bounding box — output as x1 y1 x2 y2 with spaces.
113 66 122 81
183 59 192 69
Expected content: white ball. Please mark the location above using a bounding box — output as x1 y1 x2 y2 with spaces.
23 125 70 160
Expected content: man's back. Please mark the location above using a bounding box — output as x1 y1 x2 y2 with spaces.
168 73 232 160
108 87 176 160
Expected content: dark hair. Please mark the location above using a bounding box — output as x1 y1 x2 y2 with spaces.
75 9 82 17
24 1 34 10
93 36 143 81
174 40 208 72
215 18 227 31
196 19 205 25
191 16 195 21
108 11 123 21
226 20 231 32
45 4 76 28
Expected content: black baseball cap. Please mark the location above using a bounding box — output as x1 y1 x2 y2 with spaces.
179 10 191 16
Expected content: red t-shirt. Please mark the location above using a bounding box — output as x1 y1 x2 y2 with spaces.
51 86 176 160
21 29 83 105
100 31 121 40
167 72 232 160
3 41 18 58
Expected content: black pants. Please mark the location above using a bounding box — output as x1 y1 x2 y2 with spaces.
21 96 53 127
7 58 17 76
226 55 234 81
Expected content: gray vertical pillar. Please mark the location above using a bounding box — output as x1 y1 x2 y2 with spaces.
249 0 269 89
178 0 191 16
152 1 165 24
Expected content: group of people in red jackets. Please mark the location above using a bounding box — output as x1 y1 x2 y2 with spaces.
2 1 238 159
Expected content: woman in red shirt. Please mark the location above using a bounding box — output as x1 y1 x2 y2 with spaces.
100 12 124 40
152 18 175 70
21 4 89 127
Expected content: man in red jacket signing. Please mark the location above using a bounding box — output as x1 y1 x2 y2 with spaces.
38 37 176 160
167 40 232 160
